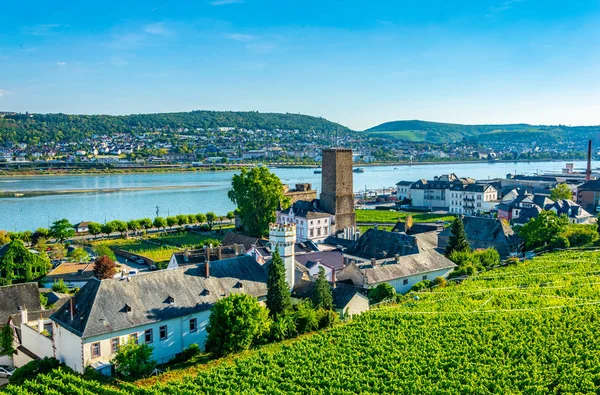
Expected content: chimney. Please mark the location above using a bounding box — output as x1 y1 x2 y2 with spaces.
20 308 28 325
331 268 336 283
586 140 592 182
370 258 377 266
204 261 210 278
395 254 400 264
217 246 222 260
37 317 44 333
69 298 74 321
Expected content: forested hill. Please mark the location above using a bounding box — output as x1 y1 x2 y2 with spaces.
0 111 351 144
365 119 600 144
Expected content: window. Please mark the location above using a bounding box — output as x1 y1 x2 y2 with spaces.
145 328 153 344
111 338 119 353
317 220 321 224
91 342 101 358
422 275 428 281
309 228 314 237
324 228 328 236
190 318 198 332
317 227 321 236
160 325 168 340
130 333 138 344
403 279 408 285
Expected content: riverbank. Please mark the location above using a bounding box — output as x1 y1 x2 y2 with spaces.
0 184 210 198
0 157 584 177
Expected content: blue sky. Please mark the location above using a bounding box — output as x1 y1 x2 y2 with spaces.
0 0 599 130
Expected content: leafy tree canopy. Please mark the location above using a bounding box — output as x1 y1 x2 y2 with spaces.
550 183 573 201
49 219 75 242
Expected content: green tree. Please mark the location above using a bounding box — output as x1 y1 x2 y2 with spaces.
49 219 75 242
9 357 61 385
519 211 569 250
195 213 207 225
93 255 117 280
0 324 14 356
313 266 333 310
94 244 117 261
101 222 117 237
125 220 139 237
266 250 292 317
0 230 10 245
87 222 102 239
112 341 156 380
205 293 270 357
176 214 189 227
139 218 153 232
205 212 217 230
445 217 471 257
111 220 128 237
227 211 235 222
153 217 167 230
228 167 290 237
368 283 397 304
550 183 573 201
166 216 178 229
67 248 90 262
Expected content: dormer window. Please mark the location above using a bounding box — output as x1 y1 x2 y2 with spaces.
124 304 132 313
167 296 175 304
200 289 210 296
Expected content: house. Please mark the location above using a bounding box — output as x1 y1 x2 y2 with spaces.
395 181 413 201
447 183 498 215
292 280 369 317
277 200 334 242
40 262 96 289
438 217 522 257
391 221 444 235
167 244 246 269
50 255 269 374
548 200 593 224
74 222 91 234
337 229 456 293
577 179 600 213
294 250 345 282
0 241 50 286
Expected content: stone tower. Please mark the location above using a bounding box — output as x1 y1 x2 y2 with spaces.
320 148 356 232
269 222 296 290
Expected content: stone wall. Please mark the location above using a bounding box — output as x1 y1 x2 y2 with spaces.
320 148 356 231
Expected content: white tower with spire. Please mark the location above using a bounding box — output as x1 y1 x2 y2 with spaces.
269 222 296 290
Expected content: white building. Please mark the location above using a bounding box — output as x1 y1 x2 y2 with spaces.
277 200 334 243
448 184 498 215
50 255 268 374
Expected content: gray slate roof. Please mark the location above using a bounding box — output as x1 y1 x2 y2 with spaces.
346 229 420 260
294 250 345 271
280 200 332 219
292 280 367 310
440 217 519 245
222 232 267 251
51 255 268 339
0 283 42 324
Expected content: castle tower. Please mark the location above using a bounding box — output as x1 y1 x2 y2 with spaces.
320 148 356 232
269 223 296 290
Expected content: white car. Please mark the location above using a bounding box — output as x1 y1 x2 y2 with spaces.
129 269 138 276
0 365 15 377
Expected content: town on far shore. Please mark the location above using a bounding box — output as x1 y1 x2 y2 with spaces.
0 142 598 383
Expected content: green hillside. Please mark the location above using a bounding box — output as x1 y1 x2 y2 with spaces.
5 249 600 394
366 119 600 144
0 111 351 145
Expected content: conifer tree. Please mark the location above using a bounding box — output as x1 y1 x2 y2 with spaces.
313 266 333 310
266 250 291 317
445 217 471 257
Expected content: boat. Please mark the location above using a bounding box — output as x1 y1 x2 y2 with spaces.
314 170 322 174
353 167 365 173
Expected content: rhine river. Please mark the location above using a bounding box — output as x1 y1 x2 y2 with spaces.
0 160 596 232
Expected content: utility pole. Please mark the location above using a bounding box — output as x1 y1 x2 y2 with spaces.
156 206 159 217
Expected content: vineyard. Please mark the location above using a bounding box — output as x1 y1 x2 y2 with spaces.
5 250 600 394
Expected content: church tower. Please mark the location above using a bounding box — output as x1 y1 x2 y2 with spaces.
320 148 356 232
269 223 296 290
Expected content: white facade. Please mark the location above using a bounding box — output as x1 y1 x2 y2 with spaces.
448 186 498 215
306 262 334 282
269 223 296 290
54 310 212 374
278 211 332 243
378 267 454 294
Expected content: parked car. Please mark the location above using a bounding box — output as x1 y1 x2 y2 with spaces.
0 365 15 377
129 269 138 276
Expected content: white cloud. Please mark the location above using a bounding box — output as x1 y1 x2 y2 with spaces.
144 22 171 36
489 0 526 14
211 0 243 5
0 89 7 97
226 33 255 43
57 61 67 66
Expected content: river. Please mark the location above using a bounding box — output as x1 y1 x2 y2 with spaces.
0 160 595 232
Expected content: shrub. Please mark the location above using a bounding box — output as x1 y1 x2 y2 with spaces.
368 283 396 304
112 342 156 380
473 248 500 269
270 312 297 341
549 234 570 249
433 276 447 288
316 308 339 329
51 279 69 293
410 280 432 292
565 227 598 247
172 344 201 364
10 357 62 385
506 257 520 266
293 301 319 334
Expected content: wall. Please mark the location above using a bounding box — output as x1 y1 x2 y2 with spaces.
307 262 333 282
320 149 356 230
381 268 454 294
19 322 54 361
340 295 369 317
81 310 211 369
53 324 84 373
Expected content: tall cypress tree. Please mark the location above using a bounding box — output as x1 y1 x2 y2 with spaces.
313 266 333 310
445 217 471 257
266 250 292 317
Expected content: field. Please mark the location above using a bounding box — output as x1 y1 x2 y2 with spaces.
6 249 600 394
355 209 455 224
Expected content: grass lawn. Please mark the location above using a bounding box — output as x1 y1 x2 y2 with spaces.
150 231 224 247
356 209 455 224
